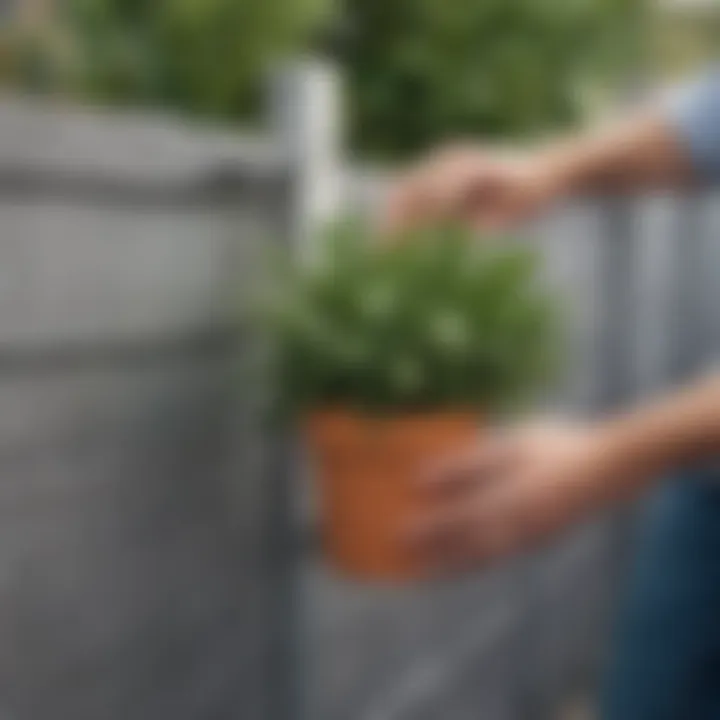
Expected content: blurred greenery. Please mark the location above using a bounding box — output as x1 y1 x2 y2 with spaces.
340 0 643 159
260 219 560 415
8 0 333 120
648 6 720 80
2 0 643 158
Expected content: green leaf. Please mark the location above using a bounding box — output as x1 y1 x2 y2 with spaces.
257 218 563 415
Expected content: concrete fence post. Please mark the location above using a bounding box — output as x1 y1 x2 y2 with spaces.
268 58 344 262
265 57 345 720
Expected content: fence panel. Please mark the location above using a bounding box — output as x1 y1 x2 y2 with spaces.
309 177 720 720
0 101 294 720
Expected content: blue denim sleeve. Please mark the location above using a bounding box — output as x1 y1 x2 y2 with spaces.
663 68 720 182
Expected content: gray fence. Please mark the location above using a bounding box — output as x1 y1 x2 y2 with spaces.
0 99 296 720
0 69 718 720
310 182 720 718
308 188 720 720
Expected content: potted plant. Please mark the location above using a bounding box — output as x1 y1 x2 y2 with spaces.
262 220 559 581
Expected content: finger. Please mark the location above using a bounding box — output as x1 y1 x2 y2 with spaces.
468 192 520 234
405 503 479 574
471 214 514 235
385 154 476 236
458 164 499 208
407 494 525 575
382 157 440 236
382 184 419 238
468 474 562 564
408 463 520 552
420 433 518 496
462 172 530 234
445 493 525 569
424 155 481 220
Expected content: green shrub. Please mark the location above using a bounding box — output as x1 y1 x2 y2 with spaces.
341 0 641 159
261 220 560 416
15 0 332 120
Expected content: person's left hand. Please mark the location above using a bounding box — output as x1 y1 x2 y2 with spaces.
408 421 617 574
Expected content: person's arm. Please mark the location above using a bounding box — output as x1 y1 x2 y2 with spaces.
546 68 720 194
597 372 720 497
386 68 720 233
410 372 720 572
540 112 696 195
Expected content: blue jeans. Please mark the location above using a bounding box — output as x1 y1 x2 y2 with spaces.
603 472 720 720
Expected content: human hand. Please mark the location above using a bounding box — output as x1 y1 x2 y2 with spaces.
408 421 619 574
384 144 564 235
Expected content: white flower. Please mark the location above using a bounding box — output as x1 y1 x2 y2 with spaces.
430 311 471 352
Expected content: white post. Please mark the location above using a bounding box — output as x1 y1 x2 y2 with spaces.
269 58 344 262
267 60 344 720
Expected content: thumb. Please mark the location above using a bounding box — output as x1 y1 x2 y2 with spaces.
421 431 519 497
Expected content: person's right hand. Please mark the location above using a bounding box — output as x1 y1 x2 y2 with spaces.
408 420 624 574
384 144 565 235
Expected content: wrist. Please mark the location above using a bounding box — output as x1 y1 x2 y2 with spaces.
536 140 592 200
590 415 675 501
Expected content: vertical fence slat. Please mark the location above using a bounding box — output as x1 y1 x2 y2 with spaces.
669 194 708 382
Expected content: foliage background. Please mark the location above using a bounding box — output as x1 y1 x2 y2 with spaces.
647 3 720 81
339 0 643 159
4 0 643 159
7 0 333 121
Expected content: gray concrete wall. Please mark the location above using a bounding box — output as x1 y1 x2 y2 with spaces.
0 100 293 720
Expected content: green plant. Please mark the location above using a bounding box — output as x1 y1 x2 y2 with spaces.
14 0 332 120
261 220 560 415
340 0 642 159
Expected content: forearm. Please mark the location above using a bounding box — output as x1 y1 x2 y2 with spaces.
542 68 720 197
594 374 720 502
541 112 697 197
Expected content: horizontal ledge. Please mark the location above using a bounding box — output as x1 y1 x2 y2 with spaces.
0 164 292 209
0 327 249 374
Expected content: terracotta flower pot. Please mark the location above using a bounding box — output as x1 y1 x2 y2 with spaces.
306 409 480 582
